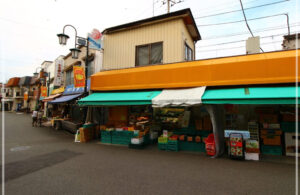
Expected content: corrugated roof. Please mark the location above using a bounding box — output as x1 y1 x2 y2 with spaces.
6 77 20 87
102 8 201 41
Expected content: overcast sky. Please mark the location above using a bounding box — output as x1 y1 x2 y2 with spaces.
0 0 299 82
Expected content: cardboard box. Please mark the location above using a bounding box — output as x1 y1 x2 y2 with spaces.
259 114 278 123
203 116 213 130
245 153 259 161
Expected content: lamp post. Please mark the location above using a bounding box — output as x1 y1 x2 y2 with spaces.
57 24 89 94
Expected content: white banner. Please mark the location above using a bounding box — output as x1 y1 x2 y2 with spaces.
53 59 64 86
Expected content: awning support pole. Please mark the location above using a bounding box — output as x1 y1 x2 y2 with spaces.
204 104 225 158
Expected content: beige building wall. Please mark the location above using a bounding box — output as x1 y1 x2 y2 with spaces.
102 18 195 70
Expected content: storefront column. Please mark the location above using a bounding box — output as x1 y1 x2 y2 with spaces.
204 104 225 157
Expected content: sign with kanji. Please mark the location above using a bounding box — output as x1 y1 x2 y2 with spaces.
54 59 64 86
41 86 48 97
88 29 102 50
73 66 85 88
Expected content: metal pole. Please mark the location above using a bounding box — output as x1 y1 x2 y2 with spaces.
85 40 89 94
167 0 170 13
46 72 50 117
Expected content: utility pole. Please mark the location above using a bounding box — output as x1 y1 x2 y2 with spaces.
162 0 183 14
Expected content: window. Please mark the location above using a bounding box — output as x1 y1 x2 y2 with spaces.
65 69 74 86
185 43 193 61
87 60 94 78
136 42 163 66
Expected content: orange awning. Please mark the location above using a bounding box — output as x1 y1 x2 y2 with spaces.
91 50 299 91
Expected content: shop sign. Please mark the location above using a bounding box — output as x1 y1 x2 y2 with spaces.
73 66 85 88
24 92 28 101
63 79 90 95
51 86 65 95
40 86 48 97
53 59 64 86
88 29 102 50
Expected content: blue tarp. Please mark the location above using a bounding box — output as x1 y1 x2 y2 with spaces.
48 93 82 104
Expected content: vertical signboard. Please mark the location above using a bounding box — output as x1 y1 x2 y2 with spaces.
24 92 28 101
53 59 64 86
41 86 48 97
73 66 85 88
88 29 102 50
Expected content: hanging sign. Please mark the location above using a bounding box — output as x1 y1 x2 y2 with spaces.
24 92 28 101
73 66 85 88
88 29 102 50
54 59 64 86
41 86 48 97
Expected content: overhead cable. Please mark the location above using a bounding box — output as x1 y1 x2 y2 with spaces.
197 13 289 27
195 0 289 19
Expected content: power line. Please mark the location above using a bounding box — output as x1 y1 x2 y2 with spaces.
201 23 300 40
197 40 283 53
194 0 289 19
197 32 295 48
197 13 288 27
239 0 254 37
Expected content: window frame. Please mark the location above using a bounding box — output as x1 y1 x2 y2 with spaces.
185 43 193 61
135 42 163 66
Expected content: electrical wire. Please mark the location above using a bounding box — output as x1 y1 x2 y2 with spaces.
202 23 300 40
197 13 287 27
196 40 284 53
194 0 289 19
196 32 296 48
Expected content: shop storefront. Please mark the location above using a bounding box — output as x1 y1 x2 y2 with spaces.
76 50 299 160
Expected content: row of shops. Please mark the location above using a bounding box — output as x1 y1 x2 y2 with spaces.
45 84 299 160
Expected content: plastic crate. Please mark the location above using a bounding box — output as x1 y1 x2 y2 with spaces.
167 140 179 151
261 135 281 146
261 145 282 155
281 122 298 133
101 130 112 136
101 137 112 144
158 137 168 143
178 141 205 152
158 143 167 150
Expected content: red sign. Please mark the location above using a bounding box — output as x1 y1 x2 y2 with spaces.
41 86 48 97
73 66 85 88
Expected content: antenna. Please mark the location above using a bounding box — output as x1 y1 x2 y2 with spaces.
161 0 184 13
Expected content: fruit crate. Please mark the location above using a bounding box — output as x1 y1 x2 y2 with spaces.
158 143 167 150
167 140 179 152
261 145 282 155
179 141 205 152
101 137 112 144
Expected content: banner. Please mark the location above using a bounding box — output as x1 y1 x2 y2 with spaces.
88 29 102 50
41 86 48 97
53 59 64 86
73 66 85 88
24 92 28 101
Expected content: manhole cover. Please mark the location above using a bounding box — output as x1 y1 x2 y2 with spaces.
10 146 31 152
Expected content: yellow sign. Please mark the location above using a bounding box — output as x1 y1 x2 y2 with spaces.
51 87 65 95
73 66 85 88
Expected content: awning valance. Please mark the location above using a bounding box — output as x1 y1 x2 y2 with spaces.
78 91 161 106
42 94 61 102
202 86 299 104
152 87 206 107
48 93 82 104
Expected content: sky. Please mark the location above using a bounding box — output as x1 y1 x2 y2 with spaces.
0 0 299 83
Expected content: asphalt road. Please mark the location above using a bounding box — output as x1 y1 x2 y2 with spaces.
0 112 298 195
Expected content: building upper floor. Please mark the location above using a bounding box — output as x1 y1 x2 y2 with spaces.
101 8 201 71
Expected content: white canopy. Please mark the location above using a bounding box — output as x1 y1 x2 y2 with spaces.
152 87 206 107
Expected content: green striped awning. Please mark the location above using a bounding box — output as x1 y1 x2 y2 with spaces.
202 86 299 104
78 91 161 106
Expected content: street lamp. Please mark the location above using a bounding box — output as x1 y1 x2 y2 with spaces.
57 24 89 93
